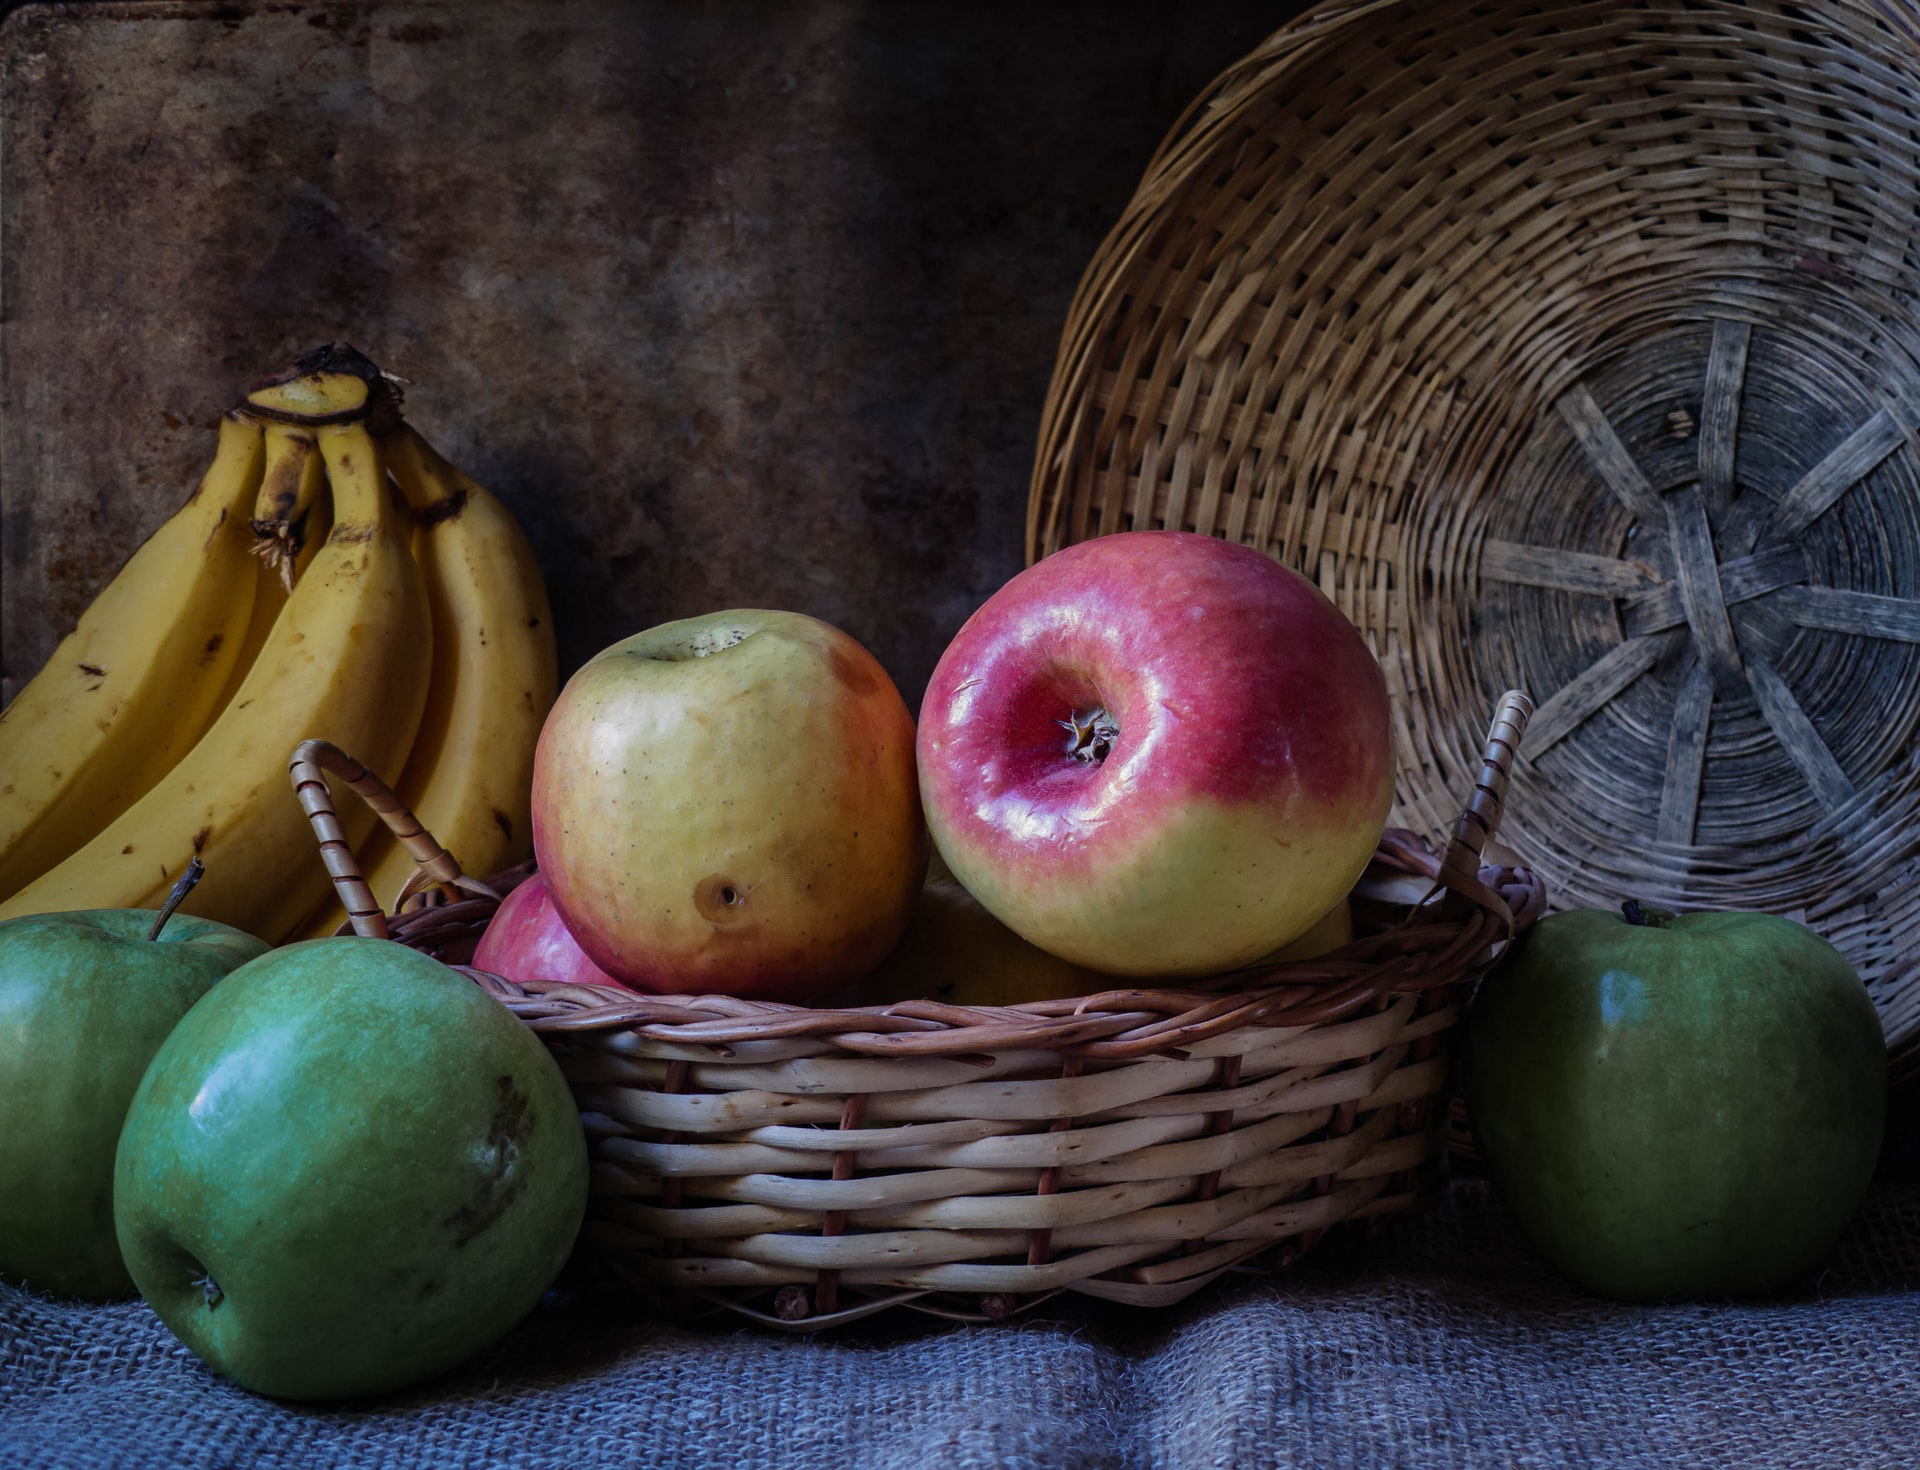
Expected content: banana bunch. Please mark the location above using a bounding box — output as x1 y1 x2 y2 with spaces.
0 346 558 944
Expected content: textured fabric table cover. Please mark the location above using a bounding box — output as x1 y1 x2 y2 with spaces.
4 1179 1917 1470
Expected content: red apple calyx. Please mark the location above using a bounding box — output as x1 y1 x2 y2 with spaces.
1058 708 1119 765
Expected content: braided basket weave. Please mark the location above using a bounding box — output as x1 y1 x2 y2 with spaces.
291 693 1541 1330
1030 0 1920 1078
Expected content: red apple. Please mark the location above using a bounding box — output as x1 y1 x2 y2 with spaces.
472 871 628 991
531 610 926 1001
917 531 1393 977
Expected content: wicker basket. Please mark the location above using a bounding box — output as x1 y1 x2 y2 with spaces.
1029 0 1920 1078
290 692 1542 1330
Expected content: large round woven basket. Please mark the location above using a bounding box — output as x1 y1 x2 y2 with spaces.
1030 0 1920 1077
292 693 1542 1331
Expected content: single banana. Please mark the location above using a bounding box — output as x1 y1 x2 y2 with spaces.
207 425 334 719
0 417 432 941
250 421 329 592
0 414 264 901
297 424 556 938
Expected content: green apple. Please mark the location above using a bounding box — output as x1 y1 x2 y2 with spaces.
0 905 267 1300
113 937 588 1401
1465 904 1886 1301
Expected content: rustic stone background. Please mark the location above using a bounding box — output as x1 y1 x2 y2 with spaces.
0 0 1306 708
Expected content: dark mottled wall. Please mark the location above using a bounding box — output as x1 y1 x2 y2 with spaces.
1 0 1304 708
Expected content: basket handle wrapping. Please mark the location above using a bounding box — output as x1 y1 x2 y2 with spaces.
287 738 496 940
1431 689 1533 933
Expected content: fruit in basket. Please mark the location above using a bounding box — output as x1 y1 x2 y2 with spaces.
1255 896 1354 964
918 530 1393 977
858 850 1357 1008
113 936 588 1401
473 870 626 991
1464 903 1887 1301
0 889 267 1300
0 389 433 943
531 610 926 1001
298 424 556 937
0 413 266 903
856 848 1110 1007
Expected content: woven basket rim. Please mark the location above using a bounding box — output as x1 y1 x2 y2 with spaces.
458 844 1540 1060
290 693 1541 1057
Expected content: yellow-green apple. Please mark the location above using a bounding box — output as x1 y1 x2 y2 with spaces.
473 871 628 991
918 531 1392 976
0 906 267 1300
112 937 588 1400
858 850 1358 1009
531 610 926 1000
855 848 1111 1008
1254 897 1354 965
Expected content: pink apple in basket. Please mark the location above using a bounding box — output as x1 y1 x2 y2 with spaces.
473 871 628 991
917 530 1393 977
531 609 926 1001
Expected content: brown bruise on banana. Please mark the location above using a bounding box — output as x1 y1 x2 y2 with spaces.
199 504 231 556
414 486 470 525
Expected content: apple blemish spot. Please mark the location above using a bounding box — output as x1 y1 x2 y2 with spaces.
696 875 749 922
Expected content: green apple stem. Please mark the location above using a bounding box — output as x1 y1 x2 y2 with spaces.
146 858 207 941
1620 898 1675 928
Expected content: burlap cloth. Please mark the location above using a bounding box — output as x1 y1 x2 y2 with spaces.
4 1178 1917 1469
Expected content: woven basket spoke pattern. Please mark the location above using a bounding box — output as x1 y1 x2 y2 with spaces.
1030 0 1920 1068
1481 319 1920 877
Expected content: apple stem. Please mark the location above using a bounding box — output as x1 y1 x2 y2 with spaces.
146 858 207 941
194 1269 224 1310
1058 707 1119 764
1621 898 1674 928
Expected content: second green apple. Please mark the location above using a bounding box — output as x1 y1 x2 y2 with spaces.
113 937 589 1400
1466 904 1885 1301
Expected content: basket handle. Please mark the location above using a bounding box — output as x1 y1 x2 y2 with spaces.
288 738 498 940
1430 689 1533 927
